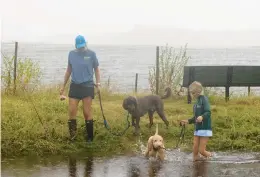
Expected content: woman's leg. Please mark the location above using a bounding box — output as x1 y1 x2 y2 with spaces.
82 87 95 142
193 136 200 161
198 137 211 158
68 97 80 141
67 83 81 141
82 97 92 121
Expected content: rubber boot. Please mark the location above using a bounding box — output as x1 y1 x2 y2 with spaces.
85 119 94 142
68 119 77 141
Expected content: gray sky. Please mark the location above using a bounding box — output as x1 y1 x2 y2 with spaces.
1 0 260 46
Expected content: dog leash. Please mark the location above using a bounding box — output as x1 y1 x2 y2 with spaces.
175 123 186 148
95 86 131 136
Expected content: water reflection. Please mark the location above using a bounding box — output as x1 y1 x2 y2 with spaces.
147 161 163 177
2 151 260 177
68 155 94 177
191 161 209 177
128 161 141 177
84 156 93 177
66 153 256 177
66 155 208 177
68 156 77 177
127 158 163 177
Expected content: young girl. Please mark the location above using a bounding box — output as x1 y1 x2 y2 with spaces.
180 81 213 161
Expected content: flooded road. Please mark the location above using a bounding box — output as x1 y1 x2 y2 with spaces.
2 150 260 177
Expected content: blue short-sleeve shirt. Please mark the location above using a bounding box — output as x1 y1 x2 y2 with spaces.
68 48 99 87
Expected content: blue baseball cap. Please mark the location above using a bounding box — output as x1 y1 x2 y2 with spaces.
75 35 87 49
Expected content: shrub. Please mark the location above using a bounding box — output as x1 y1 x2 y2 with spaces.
148 44 190 96
1 55 42 94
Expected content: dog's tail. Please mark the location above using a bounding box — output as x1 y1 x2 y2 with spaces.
161 87 172 99
155 123 159 135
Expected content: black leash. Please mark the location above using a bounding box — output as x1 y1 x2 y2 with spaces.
175 123 186 148
96 90 131 136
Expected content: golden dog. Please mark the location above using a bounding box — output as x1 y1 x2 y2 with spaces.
144 124 165 161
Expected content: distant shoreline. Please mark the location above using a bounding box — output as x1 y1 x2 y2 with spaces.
1 41 259 49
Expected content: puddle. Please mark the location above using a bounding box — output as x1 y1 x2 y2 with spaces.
2 150 260 177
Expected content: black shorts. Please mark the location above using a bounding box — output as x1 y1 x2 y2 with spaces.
68 83 95 100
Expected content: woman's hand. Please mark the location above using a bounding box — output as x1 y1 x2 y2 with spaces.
60 87 65 95
96 83 101 93
196 116 203 123
180 120 188 126
59 87 66 101
60 95 67 101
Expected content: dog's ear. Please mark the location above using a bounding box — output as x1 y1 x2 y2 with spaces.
162 139 165 149
122 98 128 110
127 96 137 108
147 136 154 152
122 96 137 110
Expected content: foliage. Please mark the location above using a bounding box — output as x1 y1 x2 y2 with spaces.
148 44 190 95
2 87 260 158
1 54 42 94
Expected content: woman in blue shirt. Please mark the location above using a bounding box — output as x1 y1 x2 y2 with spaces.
60 35 101 143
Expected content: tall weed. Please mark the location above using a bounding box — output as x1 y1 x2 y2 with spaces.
148 44 190 95
1 55 42 94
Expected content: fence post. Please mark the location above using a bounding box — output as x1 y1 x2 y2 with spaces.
107 76 110 88
13 41 18 95
135 73 138 93
156 46 159 95
225 67 233 102
187 67 195 104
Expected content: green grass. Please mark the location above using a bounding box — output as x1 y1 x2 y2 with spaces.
2 87 260 158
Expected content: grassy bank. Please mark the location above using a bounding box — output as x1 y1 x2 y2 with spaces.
2 87 260 158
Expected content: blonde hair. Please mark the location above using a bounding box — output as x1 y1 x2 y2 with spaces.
189 81 204 96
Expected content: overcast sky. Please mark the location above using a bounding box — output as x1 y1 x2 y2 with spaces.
1 0 260 46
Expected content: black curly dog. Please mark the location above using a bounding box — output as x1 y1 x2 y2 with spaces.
122 87 171 135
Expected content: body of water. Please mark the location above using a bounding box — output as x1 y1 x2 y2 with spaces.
1 42 260 94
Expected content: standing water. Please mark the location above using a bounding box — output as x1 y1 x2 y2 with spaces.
2 150 260 177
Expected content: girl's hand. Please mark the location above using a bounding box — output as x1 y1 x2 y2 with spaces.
196 116 203 123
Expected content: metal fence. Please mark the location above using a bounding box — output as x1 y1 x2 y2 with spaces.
1 42 157 93
1 41 260 94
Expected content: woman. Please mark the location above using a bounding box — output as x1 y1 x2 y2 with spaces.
60 35 101 143
180 81 213 161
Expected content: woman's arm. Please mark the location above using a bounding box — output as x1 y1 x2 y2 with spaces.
63 64 72 88
94 66 100 85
